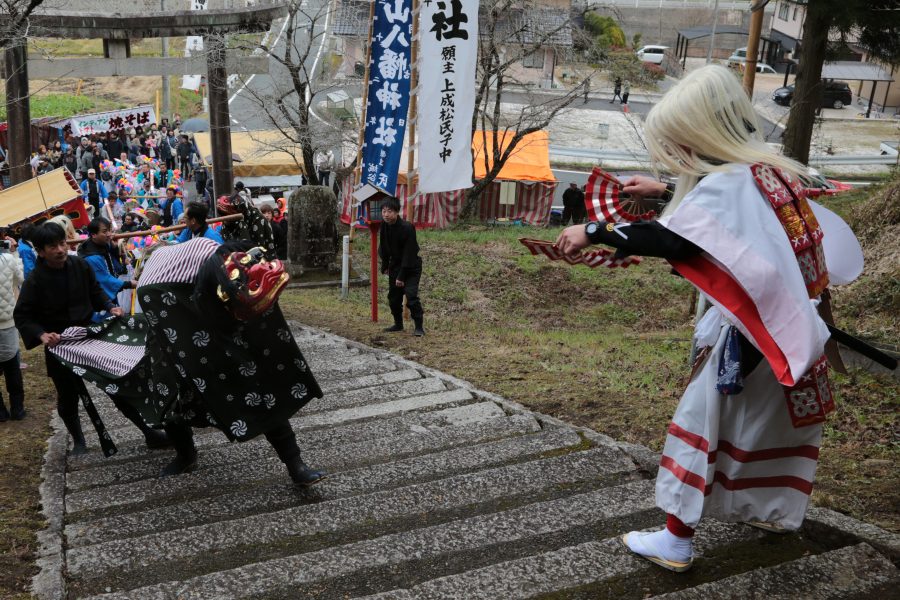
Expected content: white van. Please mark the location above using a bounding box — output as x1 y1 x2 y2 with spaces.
636 45 668 65
727 47 749 66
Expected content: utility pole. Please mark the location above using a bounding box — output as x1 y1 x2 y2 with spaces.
706 0 720 64
742 0 770 97
4 40 32 185
161 0 171 120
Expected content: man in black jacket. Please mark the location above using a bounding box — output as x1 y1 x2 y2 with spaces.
561 182 585 225
378 198 424 336
14 223 166 454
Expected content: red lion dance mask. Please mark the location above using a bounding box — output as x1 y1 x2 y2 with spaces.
217 247 290 320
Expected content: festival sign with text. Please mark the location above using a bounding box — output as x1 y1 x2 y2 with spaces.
53 105 157 137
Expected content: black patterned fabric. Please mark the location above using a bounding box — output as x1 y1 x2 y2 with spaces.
52 239 323 442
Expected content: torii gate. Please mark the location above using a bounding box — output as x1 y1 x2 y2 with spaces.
2 3 287 198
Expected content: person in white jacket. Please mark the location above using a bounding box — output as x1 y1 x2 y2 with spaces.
0 239 25 421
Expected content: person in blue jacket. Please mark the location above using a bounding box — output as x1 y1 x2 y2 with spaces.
77 217 136 301
79 169 108 218
176 202 223 244
17 224 37 279
157 187 184 227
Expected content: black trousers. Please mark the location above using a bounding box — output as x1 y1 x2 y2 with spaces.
47 351 153 436
0 352 24 413
388 269 423 325
562 201 586 225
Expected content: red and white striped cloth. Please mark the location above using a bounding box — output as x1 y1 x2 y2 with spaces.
584 167 656 223
340 179 556 228
519 238 641 269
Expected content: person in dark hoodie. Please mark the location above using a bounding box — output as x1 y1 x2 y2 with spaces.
14 222 168 455
378 197 424 336
78 217 136 302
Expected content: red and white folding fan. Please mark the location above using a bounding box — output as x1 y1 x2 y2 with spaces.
584 167 657 223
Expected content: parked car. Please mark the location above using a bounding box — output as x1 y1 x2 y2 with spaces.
771 81 853 109
636 45 668 65
755 62 777 74
726 47 749 66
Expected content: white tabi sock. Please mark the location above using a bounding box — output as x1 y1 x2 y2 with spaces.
623 528 693 564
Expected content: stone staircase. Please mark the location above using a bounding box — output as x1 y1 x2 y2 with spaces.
33 325 900 599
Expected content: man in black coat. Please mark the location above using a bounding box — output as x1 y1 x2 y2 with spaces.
561 182 586 225
379 197 424 336
14 223 167 455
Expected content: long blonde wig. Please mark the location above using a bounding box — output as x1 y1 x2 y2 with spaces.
644 65 807 214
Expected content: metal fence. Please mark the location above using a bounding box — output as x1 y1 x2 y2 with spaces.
598 0 759 9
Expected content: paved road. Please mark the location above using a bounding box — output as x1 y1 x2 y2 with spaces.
228 0 330 132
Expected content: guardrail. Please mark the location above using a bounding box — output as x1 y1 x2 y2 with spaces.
549 146 899 166
600 0 760 9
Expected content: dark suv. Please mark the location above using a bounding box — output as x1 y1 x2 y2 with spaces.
772 81 853 109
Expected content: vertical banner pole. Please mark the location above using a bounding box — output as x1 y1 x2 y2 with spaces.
406 0 420 223
341 234 350 299
349 1 377 244
370 222 380 321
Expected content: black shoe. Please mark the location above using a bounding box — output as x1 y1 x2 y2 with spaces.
71 442 89 456
160 449 198 477
286 457 327 487
0 406 8 422
144 429 173 449
413 327 425 337
11 408 26 421
383 324 404 333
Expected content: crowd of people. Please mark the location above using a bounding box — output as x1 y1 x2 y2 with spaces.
0 117 206 193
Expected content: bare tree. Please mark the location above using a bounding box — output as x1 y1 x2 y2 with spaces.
782 0 900 164
232 0 356 187
0 0 43 50
460 1 594 219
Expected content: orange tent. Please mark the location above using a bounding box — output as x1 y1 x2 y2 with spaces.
471 130 556 182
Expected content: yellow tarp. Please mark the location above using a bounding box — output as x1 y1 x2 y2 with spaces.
194 131 306 177
471 130 556 183
0 169 81 225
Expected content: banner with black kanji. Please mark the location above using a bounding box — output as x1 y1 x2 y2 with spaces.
361 0 413 193
417 0 478 194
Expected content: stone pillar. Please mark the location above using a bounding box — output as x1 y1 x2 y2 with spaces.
206 35 233 200
4 40 32 185
287 186 340 275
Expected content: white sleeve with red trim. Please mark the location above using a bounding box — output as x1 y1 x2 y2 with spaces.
658 165 830 386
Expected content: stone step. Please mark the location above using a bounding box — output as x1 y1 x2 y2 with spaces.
67 446 640 589
304 376 447 414
71 400 505 468
320 368 423 395
69 380 472 472
65 426 582 518
313 357 398 380
79 481 657 599
648 543 900 600
93 386 473 440
68 438 626 548
66 411 540 492
357 520 764 600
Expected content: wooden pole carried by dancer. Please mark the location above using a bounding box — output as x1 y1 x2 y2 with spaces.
65 214 244 244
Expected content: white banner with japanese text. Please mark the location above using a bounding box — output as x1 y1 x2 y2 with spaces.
417 0 478 194
53 105 157 136
182 0 209 91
